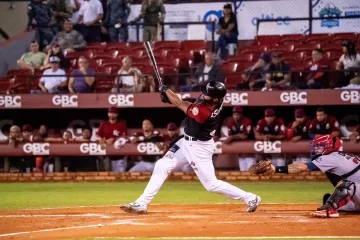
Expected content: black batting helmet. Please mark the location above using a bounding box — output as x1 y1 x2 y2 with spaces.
202 81 227 99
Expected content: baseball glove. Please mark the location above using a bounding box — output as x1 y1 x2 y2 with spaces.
160 92 171 104
248 160 273 175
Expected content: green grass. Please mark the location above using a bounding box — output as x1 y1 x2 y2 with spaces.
0 182 333 210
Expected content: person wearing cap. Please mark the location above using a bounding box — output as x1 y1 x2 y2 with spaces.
309 108 341 138
22 125 34 142
216 3 238 61
96 107 127 172
287 108 312 163
225 106 255 171
336 40 360 87
49 20 87 52
39 55 68 93
262 52 290 91
255 109 286 166
239 52 271 91
43 43 70 69
17 41 46 71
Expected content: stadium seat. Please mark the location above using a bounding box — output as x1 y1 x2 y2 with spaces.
293 43 320 52
332 33 358 44
159 67 179 90
86 42 107 50
224 75 241 89
90 50 119 59
154 41 181 51
267 44 294 53
118 50 144 59
255 35 281 46
293 49 312 60
324 50 342 60
279 34 305 45
321 43 340 51
65 51 91 60
7 69 33 77
107 43 130 51
221 62 238 77
239 45 267 53
99 60 122 69
227 52 254 63
181 40 208 51
305 34 331 44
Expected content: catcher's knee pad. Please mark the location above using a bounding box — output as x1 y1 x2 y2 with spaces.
327 180 356 209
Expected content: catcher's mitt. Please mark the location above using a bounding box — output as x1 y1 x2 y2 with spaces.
248 160 273 175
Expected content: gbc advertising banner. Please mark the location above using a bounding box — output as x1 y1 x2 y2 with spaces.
236 0 309 39
128 2 227 41
312 0 360 33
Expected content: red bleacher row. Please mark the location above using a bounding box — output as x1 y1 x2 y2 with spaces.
1 32 360 93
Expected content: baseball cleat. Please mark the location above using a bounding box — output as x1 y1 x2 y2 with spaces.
246 195 262 212
310 207 339 218
120 202 148 214
322 193 331 205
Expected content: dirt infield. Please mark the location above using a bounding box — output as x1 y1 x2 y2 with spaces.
0 204 359 239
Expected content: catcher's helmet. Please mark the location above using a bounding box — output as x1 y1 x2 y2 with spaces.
202 81 227 99
310 134 342 155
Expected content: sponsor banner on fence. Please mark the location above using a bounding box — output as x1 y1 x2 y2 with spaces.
312 0 360 33
128 2 226 41
0 141 358 156
0 90 359 109
236 0 309 39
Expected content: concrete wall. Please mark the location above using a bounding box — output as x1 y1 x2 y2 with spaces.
0 1 29 42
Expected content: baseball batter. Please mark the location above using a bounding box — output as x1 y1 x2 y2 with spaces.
120 81 261 213
250 134 360 218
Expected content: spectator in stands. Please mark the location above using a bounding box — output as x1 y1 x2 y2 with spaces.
39 56 68 93
238 52 271 91
111 56 141 93
262 52 290 91
216 3 238 61
60 130 74 172
349 124 360 143
50 20 87 52
224 106 255 171
17 41 46 71
297 48 329 89
336 40 360 87
96 107 127 172
309 108 341 138
38 125 48 140
77 0 104 42
137 74 156 92
48 0 73 28
8 125 22 148
101 0 131 42
68 56 96 93
26 0 54 50
69 0 83 24
255 108 286 166
129 118 164 172
129 0 166 41
75 125 92 142
43 43 70 69
191 52 223 91
287 108 311 163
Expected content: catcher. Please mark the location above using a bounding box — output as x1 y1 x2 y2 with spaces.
249 134 360 218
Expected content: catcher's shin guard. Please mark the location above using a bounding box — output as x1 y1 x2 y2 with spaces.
324 180 355 210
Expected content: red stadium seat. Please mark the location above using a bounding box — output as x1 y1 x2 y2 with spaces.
332 33 358 44
279 34 305 45
224 75 241 89
324 50 342 60
181 40 208 51
159 67 179 90
86 42 107 50
267 45 294 53
65 51 91 60
90 50 119 59
292 43 320 52
305 34 331 44
221 62 238 77
100 60 122 69
239 45 267 53
255 35 281 46
154 41 181 51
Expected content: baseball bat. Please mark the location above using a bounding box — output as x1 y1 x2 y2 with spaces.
144 41 163 86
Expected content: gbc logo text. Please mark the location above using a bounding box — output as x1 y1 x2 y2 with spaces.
80 143 106 155
108 94 134 107
52 95 78 107
254 141 281 153
137 143 162 155
280 92 307 104
223 93 248 105
23 143 50 155
0 96 21 108
340 91 360 104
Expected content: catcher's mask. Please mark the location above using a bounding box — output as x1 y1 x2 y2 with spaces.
310 134 341 155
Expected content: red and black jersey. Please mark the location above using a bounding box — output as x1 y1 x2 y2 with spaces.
133 130 164 143
227 117 252 137
287 119 311 140
309 116 340 135
184 94 223 141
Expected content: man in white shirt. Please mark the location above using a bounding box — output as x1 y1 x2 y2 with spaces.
77 0 104 42
39 56 68 93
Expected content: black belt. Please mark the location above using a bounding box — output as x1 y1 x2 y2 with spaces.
184 135 198 141
342 164 360 179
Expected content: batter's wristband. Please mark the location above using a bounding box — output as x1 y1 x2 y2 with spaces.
275 166 288 174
